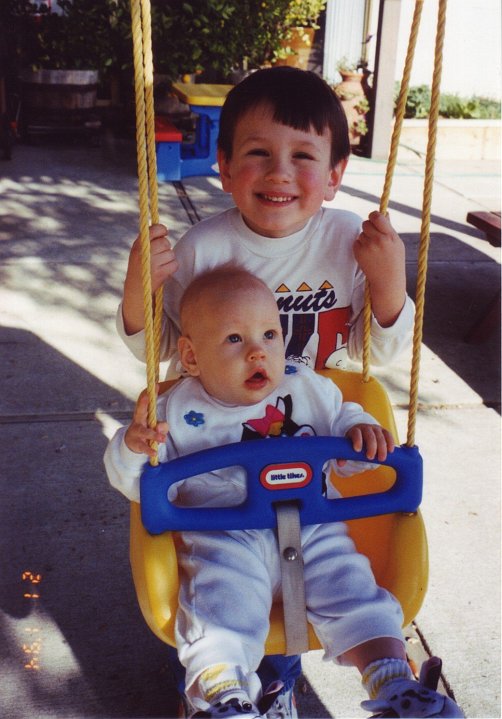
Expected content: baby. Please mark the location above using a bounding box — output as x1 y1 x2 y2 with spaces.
105 265 463 719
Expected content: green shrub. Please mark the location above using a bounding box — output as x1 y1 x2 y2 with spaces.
6 0 300 84
440 93 501 119
395 83 501 119
403 84 431 118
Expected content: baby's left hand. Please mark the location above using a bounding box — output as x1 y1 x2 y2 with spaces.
337 423 395 466
125 389 169 457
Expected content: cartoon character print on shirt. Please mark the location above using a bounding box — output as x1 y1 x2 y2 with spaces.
241 393 316 442
275 280 351 369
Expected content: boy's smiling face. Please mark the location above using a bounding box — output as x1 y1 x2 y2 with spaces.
218 103 347 238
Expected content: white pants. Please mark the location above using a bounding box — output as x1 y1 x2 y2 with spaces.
175 522 404 693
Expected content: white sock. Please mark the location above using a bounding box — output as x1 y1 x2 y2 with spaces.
189 663 258 707
362 657 413 699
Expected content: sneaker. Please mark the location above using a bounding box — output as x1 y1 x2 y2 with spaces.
190 696 263 718
361 678 465 718
264 687 298 719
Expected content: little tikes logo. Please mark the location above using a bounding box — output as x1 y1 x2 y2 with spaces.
260 462 313 490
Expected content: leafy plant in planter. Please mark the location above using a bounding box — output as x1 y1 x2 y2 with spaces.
152 0 326 79
283 0 327 28
6 0 133 138
335 56 365 80
352 96 369 138
7 0 130 81
333 59 369 147
273 0 326 68
149 0 292 82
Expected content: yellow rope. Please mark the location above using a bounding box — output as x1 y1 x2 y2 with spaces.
379 0 424 216
130 0 159 464
139 0 164 378
361 280 372 381
407 0 448 447
140 0 158 225
362 0 424 382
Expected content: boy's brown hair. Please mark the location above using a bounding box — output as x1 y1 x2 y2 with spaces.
217 66 350 168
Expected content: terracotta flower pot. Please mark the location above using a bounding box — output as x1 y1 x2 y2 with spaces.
335 71 367 146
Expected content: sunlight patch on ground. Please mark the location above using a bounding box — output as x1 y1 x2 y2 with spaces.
2 605 93 705
1 284 146 401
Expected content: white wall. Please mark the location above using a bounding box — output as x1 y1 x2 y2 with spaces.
382 0 501 100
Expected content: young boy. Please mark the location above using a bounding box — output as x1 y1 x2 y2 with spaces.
105 267 463 719
118 67 413 376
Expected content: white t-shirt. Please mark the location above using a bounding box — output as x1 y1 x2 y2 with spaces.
117 207 414 375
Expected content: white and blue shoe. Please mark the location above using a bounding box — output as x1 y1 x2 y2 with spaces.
190 696 262 718
361 679 464 718
362 657 465 718
188 680 295 719
264 686 298 719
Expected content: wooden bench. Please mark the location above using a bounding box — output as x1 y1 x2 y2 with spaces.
154 116 183 181
466 211 501 247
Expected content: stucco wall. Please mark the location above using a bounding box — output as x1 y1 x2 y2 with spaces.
399 119 501 160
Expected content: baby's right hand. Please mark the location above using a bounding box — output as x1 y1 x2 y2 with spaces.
130 224 178 293
125 389 169 457
345 423 394 462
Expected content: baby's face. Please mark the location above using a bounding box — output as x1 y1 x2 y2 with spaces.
218 103 343 238
182 284 285 405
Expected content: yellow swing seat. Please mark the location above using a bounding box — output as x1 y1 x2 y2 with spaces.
129 367 429 655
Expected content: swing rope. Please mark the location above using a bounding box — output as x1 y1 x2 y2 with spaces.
362 0 425 384
406 0 448 447
130 0 447 457
130 0 163 465
139 0 164 376
362 0 447 449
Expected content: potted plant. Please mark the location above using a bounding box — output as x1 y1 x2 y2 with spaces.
7 0 129 137
274 0 327 70
149 0 292 83
333 57 369 147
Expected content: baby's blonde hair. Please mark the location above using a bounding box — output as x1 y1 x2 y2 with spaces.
179 263 273 334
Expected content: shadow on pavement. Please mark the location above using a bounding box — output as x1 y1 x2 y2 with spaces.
342 184 501 409
296 676 332 718
405 231 500 409
0 328 179 718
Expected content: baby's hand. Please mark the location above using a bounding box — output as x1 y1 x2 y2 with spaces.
338 423 395 466
124 389 168 457
130 223 178 293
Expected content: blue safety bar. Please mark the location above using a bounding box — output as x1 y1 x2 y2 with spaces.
140 437 423 534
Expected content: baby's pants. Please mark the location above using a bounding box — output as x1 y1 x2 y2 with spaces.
175 522 404 694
